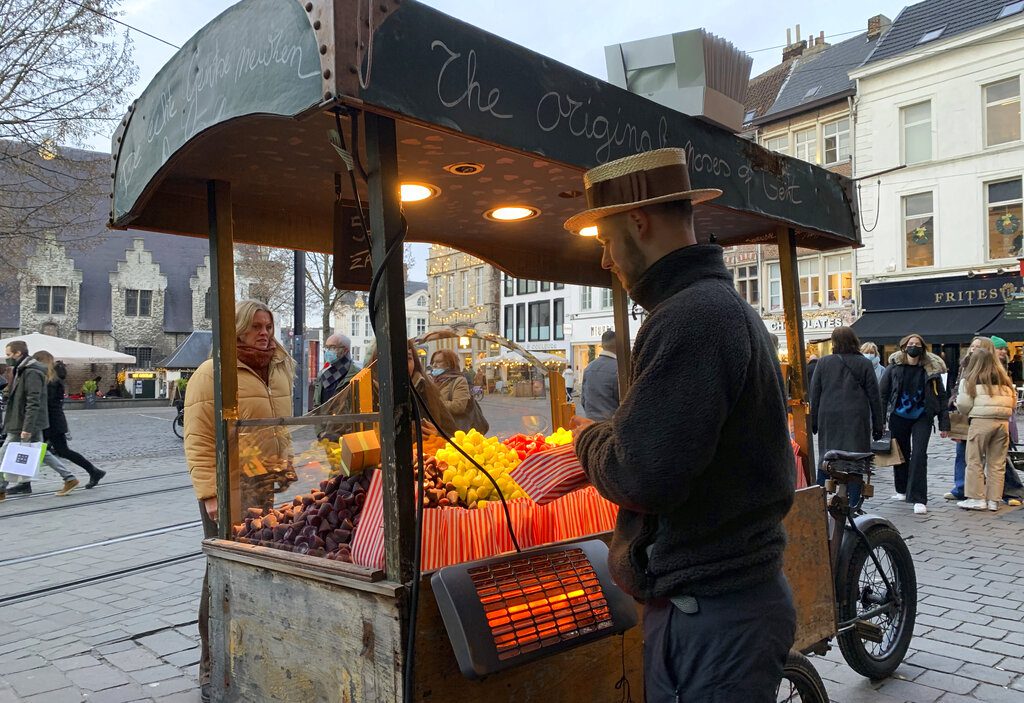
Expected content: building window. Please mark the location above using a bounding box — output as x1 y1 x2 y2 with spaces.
433 277 441 308
823 118 850 165
987 178 1024 260
794 127 816 163
902 101 932 165
554 282 565 290
904 192 935 268
416 317 427 335
417 295 426 307
528 301 551 341
825 254 853 307
460 270 469 307
601 288 613 308
504 305 514 340
125 289 152 317
540 281 551 292
798 259 821 307
350 312 360 338
474 267 484 304
734 264 759 307
204 289 212 319
504 275 514 297
516 279 538 295
124 346 153 368
445 273 455 308
764 134 789 155
553 298 565 340
580 287 592 311
515 303 526 342
352 346 361 362
768 263 782 311
985 77 1021 147
35 286 67 315
364 314 371 338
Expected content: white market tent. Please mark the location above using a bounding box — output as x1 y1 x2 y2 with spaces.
477 351 567 368
0 333 136 364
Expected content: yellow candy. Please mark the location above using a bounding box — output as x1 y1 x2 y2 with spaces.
477 499 489 510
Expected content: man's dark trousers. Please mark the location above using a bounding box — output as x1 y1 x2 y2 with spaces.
643 569 795 702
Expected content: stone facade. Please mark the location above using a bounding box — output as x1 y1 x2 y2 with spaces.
426 245 501 333
109 238 170 367
18 234 83 339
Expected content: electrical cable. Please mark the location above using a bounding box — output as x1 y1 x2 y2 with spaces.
64 0 181 49
857 179 882 233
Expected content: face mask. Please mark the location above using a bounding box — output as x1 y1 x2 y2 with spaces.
864 353 878 364
5 356 18 367
324 349 338 364
430 367 446 377
905 346 923 359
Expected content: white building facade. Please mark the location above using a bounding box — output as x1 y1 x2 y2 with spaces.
499 275 570 359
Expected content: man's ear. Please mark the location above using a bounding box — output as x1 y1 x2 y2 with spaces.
627 209 651 241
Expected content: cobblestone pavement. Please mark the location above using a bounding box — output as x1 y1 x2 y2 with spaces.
0 404 1022 701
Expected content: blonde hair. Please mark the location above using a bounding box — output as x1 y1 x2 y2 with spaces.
860 342 878 355
31 350 57 383
234 299 295 377
962 348 1013 397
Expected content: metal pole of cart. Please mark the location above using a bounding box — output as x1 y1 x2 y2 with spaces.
207 180 241 540
363 112 416 586
778 226 816 486
293 251 307 415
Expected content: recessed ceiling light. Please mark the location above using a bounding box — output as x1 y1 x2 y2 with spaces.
444 162 485 176
558 190 583 199
400 182 440 203
578 226 598 237
484 206 540 222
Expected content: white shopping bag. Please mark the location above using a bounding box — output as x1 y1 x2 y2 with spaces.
1 442 46 478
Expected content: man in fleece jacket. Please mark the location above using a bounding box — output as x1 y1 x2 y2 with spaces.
565 148 796 701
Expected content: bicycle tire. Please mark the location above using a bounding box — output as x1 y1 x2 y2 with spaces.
777 651 828 703
837 524 917 679
172 413 184 439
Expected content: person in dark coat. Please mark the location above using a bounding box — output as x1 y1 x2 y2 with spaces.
580 330 620 422
567 148 795 701
810 327 884 508
879 334 950 515
34 352 105 489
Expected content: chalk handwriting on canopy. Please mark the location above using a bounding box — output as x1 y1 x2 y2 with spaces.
111 0 322 221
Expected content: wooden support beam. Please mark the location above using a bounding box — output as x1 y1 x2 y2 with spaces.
778 226 815 486
207 180 240 540
611 276 633 398
364 113 416 585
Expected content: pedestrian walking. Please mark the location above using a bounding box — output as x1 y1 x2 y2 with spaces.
879 333 950 515
955 348 1014 511
429 349 487 433
184 300 297 703
0 340 79 500
809 327 884 507
580 330 620 422
562 366 575 402
860 341 884 384
990 337 1024 507
567 148 795 700
945 337 995 502
1010 351 1023 386
32 351 105 490
806 354 819 388
313 333 360 408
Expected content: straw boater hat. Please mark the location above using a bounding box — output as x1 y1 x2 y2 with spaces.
563 147 721 234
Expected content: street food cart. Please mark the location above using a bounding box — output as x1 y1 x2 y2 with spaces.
108 1 888 700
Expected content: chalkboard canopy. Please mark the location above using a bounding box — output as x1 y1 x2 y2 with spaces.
110 0 860 287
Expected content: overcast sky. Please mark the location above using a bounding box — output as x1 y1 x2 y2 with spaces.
110 0 910 280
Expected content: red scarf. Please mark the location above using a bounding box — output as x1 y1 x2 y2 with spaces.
237 344 274 385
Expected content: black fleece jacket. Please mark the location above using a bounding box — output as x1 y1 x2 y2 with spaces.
576 245 795 599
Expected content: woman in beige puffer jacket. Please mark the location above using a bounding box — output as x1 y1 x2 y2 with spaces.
956 348 1014 511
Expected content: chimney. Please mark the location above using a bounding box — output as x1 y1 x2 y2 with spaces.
867 14 892 39
782 24 807 61
805 30 830 55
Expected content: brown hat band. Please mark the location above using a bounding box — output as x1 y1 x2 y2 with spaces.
585 163 693 209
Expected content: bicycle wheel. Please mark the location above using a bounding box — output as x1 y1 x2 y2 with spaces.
777 651 828 703
837 524 917 679
172 413 184 439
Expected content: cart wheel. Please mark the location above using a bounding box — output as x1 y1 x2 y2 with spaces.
173 412 184 439
777 651 828 703
837 524 917 679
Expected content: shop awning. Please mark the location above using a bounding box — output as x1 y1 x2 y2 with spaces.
976 308 1024 341
0 333 136 364
851 305 1003 345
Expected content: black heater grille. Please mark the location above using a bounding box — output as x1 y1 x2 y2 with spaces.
431 540 638 678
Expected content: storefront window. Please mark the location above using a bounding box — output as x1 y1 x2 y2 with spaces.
528 301 551 341
798 258 821 307
794 127 816 163
825 253 853 306
987 178 1024 259
984 77 1021 147
553 298 565 340
734 264 759 307
823 119 850 165
768 262 782 311
904 192 935 268
902 102 932 164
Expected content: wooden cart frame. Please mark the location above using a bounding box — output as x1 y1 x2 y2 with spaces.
109 0 859 698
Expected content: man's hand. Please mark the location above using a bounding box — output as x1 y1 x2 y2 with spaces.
569 416 595 435
20 431 30 442
940 431 949 439
204 497 218 521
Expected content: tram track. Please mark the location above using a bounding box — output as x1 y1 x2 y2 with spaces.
0 469 188 503
0 483 193 520
0 521 202 567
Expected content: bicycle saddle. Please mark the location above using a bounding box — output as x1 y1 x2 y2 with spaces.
823 450 874 462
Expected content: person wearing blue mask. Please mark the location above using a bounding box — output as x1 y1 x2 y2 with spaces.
860 342 884 384
313 333 360 408
429 348 487 433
